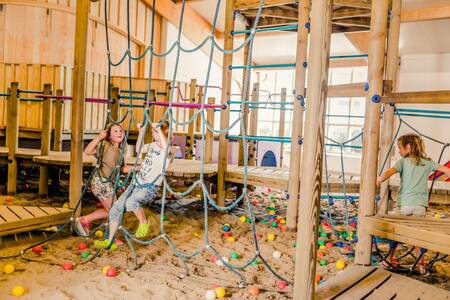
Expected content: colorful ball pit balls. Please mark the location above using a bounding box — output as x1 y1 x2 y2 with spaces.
267 233 276 241
251 260 259 267
279 219 286 225
163 215 169 221
216 257 229 266
223 232 232 239
230 252 239 260
62 262 74 271
277 281 287 289
248 287 259 296
211 256 219 264
78 242 88 250
102 265 112 274
319 232 328 238
280 225 287 232
318 239 326 246
12 286 26 297
271 221 278 228
252 199 259 206
95 230 104 238
317 251 325 258
268 210 276 216
32 245 43 254
261 219 267 225
227 236 236 242
205 290 216 300
222 224 231 232
335 260 346 270
215 287 226 298
3 264 15 274
81 251 90 259
272 251 282 259
106 266 117 277
325 242 334 248
319 260 328 266
315 274 321 282
96 202 103 208
240 216 247 223
245 218 252 223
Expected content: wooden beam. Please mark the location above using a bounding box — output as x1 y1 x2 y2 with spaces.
294 0 333 298
233 0 296 10
333 0 371 9
248 83 259 167
204 97 214 163
355 0 389 266
186 79 196 159
345 31 370 54
328 82 367 97
69 0 90 215
333 7 371 19
382 90 450 104
278 87 286 167
217 0 234 207
6 82 19 195
52 89 64 152
330 57 367 68
401 5 450 23
334 17 371 28
286 0 310 231
39 84 52 198
378 0 401 214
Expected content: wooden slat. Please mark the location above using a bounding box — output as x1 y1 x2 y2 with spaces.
335 268 391 299
23 206 49 217
365 273 409 300
7 206 35 220
0 205 21 222
382 90 450 104
39 207 63 215
234 0 296 10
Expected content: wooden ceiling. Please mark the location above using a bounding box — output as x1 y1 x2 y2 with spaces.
236 1 372 33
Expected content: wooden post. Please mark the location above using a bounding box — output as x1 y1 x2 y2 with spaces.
39 84 53 198
144 89 156 144
110 86 120 121
355 0 390 266
294 0 332 298
186 79 197 159
278 88 287 167
248 83 259 166
53 89 64 152
378 0 401 214
69 0 90 214
196 86 204 133
286 1 310 231
217 0 234 206
238 31 251 168
205 97 215 163
6 82 19 195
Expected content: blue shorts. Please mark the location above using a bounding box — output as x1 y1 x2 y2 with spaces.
109 183 160 222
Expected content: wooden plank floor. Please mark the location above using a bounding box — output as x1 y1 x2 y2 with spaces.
315 265 450 299
0 205 72 237
363 215 450 255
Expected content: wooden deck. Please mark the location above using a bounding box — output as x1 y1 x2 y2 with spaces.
0 205 72 237
363 215 450 255
0 146 43 159
315 265 450 299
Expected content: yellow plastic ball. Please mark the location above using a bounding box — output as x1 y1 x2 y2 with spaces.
227 236 235 242
102 265 111 274
3 264 15 274
12 286 25 297
335 260 346 270
95 230 104 238
268 210 276 215
267 233 276 241
215 286 226 298
319 245 326 249
193 232 199 237
279 219 286 224
63 202 69 208
435 214 441 219
239 216 247 223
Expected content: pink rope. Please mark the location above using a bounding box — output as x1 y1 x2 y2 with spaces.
149 101 225 110
36 95 109 104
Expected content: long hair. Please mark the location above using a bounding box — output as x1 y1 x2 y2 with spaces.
105 123 124 143
397 134 428 165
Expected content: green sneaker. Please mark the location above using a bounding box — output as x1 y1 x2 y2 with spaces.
135 223 150 238
94 239 118 250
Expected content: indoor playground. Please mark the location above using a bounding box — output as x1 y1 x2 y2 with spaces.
0 0 450 299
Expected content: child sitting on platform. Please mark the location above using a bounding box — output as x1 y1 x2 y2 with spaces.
376 133 450 273
95 121 173 249
74 124 131 236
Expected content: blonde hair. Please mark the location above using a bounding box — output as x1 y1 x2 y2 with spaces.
397 134 428 165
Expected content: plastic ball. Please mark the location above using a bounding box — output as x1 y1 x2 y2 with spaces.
3 264 15 274
106 266 117 277
102 265 112 274
341 231 349 239
211 256 219 264
163 215 168 221
215 287 226 298
315 274 321 282
62 262 74 270
95 230 104 238
230 252 239 259
318 239 326 246
32 245 43 254
252 199 259 206
319 232 328 238
245 217 252 223
205 290 216 300
279 219 286 225
335 260 346 270
223 232 232 238
271 221 278 228
78 242 88 250
12 286 26 297
319 259 328 266
216 257 228 266
193 232 199 237
319 245 326 249
325 242 334 248
317 251 325 258
260 219 267 225
268 210 276 215
267 188 272 193
227 236 235 242
223 224 231 232
96 202 103 208
435 214 441 219
272 250 282 259
63 202 69 208
248 286 259 296
251 260 259 266
280 225 287 232
5 195 14 202
267 233 276 241
277 281 287 289
81 251 90 259
240 216 247 223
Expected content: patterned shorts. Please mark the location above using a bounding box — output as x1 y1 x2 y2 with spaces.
90 174 114 203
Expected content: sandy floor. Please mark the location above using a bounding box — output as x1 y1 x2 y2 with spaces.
0 183 449 299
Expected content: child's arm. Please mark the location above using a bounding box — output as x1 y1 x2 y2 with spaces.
84 130 107 155
376 167 397 188
437 165 450 179
153 123 168 149
135 123 146 154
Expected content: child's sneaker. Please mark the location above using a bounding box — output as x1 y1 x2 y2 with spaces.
73 217 89 237
94 239 118 250
135 223 150 238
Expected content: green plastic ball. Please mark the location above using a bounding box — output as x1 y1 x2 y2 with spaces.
230 252 239 259
318 239 326 246
320 232 328 238
319 259 328 266
81 251 90 259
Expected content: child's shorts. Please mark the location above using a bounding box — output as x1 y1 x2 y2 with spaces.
399 205 426 217
91 174 114 203
109 183 160 222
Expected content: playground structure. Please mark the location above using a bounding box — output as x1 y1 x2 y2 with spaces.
0 0 449 299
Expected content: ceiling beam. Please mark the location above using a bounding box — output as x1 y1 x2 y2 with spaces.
401 5 450 23
333 0 371 9
233 0 296 11
332 8 371 19
345 31 370 54
333 17 370 28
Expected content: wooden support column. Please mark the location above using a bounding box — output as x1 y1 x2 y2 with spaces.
196 86 204 133
137 45 147 78
355 0 390 266
39 84 53 198
217 0 234 206
144 90 156 144
69 0 90 213
378 0 401 214
294 0 333 298
186 79 197 159
205 97 215 163
110 86 120 121
278 88 287 167
53 89 64 152
286 1 310 231
248 83 259 167
6 82 19 195
238 31 251 168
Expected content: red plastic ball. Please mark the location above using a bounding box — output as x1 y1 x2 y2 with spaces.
252 200 259 206
78 243 88 250
277 281 287 289
211 256 218 263
249 287 259 296
96 202 103 208
267 188 272 193
223 232 232 238
344 246 351 251
62 262 74 270
280 225 287 232
106 266 117 277
325 242 334 248
32 245 43 254
317 251 325 258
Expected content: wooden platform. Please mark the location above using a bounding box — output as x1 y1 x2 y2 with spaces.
0 205 72 237
315 265 450 299
363 215 450 255
34 151 96 166
0 146 43 159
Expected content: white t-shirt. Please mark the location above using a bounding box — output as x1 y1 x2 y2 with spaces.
136 142 172 186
